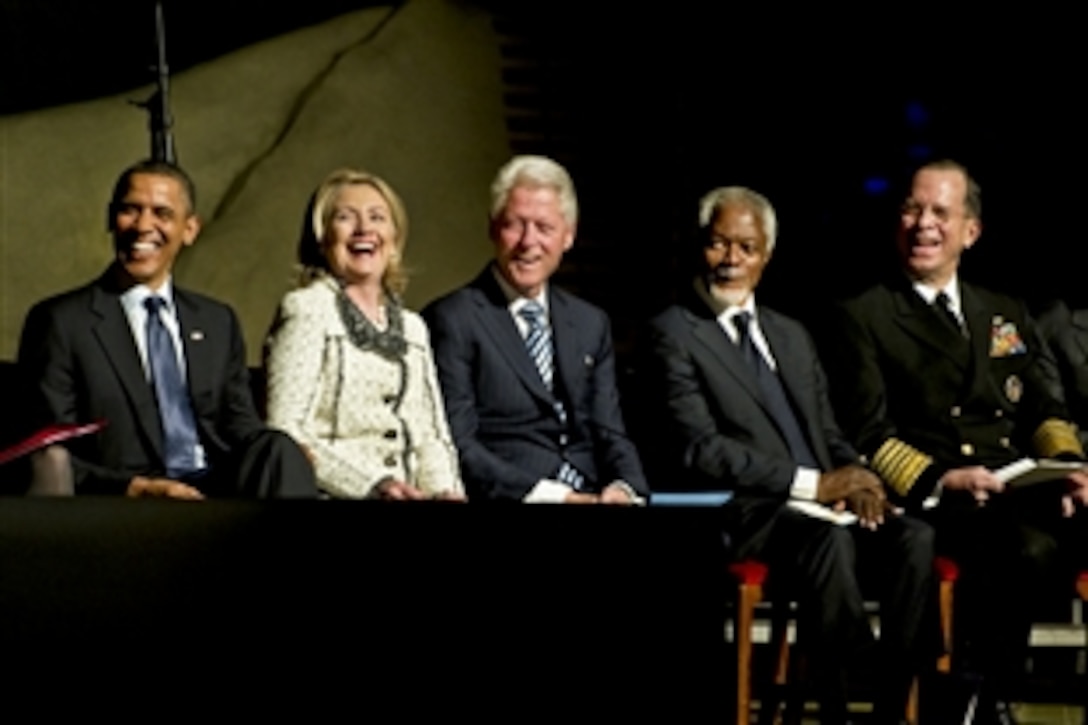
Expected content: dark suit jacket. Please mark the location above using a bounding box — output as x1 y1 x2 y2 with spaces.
422 266 647 501
828 277 1075 505
1037 300 1088 445
17 269 264 493
646 294 860 500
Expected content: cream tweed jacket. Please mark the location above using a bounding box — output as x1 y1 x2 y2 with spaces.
265 276 463 498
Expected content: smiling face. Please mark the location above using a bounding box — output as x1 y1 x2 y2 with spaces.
702 203 770 307
897 168 981 288
111 173 199 290
491 184 574 298
322 182 398 287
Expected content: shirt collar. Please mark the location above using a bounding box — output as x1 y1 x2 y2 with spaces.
492 263 549 316
120 277 176 315
912 273 961 313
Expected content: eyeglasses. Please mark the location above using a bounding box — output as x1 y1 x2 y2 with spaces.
900 200 968 225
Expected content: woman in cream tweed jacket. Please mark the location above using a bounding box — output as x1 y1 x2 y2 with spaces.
265 169 463 500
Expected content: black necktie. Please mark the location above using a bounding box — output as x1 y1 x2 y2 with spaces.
145 296 201 478
733 311 819 469
935 291 968 338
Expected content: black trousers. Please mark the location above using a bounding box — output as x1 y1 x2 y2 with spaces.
733 500 937 720
925 490 1088 696
194 429 316 498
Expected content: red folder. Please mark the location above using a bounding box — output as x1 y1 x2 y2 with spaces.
0 421 106 466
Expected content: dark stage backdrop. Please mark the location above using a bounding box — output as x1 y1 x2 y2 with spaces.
3 2 1084 339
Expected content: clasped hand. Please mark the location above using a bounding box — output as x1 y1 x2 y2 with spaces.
374 479 466 502
817 464 891 530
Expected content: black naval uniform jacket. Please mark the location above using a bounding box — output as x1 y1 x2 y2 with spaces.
828 277 1082 508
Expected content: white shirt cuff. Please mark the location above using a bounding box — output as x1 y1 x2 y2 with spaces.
524 479 574 503
790 467 820 501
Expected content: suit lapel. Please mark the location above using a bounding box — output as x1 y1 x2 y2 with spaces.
550 288 582 401
762 313 809 419
962 283 1000 402
687 306 764 410
174 288 214 419
471 269 553 402
89 281 164 458
759 311 831 470
1069 309 1088 362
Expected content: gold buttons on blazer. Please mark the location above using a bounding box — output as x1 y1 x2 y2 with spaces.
950 406 961 418
960 442 974 456
999 437 1011 448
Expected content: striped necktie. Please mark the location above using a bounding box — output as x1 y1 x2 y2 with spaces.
518 300 584 490
518 300 553 389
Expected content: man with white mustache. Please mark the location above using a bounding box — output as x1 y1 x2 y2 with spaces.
828 159 1088 724
647 186 935 724
17 159 315 498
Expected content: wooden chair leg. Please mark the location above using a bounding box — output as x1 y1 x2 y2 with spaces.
737 579 761 725
906 678 919 723
763 603 791 725
1076 572 1088 725
730 560 769 725
935 557 959 675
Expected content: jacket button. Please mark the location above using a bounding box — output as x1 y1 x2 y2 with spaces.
384 455 396 467
960 443 974 456
950 406 961 418
999 437 1010 448
383 395 396 405
559 433 568 446
994 409 1004 418
383 429 398 439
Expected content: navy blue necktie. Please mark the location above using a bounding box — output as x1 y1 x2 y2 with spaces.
145 296 201 478
733 311 819 469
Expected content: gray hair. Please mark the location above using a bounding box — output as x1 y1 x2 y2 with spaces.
490 155 578 227
697 186 777 253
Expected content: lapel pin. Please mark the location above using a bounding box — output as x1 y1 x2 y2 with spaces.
190 330 204 341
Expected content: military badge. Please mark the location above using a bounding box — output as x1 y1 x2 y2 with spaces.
990 318 1027 357
1005 374 1023 403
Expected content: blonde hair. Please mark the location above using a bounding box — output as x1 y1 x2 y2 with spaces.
297 168 410 295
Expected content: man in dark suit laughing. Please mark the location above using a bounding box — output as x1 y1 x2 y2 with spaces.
423 155 646 504
17 159 314 498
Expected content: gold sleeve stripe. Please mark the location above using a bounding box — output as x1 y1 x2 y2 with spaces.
1032 418 1085 459
872 438 934 497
